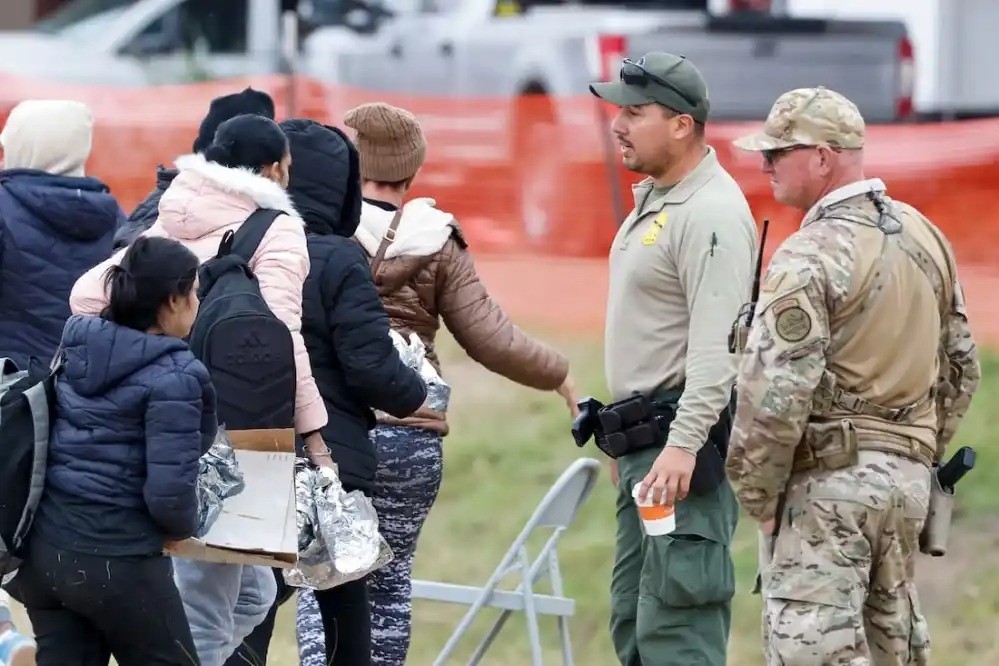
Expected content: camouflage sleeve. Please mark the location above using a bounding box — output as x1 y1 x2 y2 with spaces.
935 277 981 454
725 263 830 523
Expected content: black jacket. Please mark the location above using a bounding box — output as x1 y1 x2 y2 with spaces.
282 118 426 491
113 165 178 250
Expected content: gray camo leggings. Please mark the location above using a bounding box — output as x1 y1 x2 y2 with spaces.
297 425 443 666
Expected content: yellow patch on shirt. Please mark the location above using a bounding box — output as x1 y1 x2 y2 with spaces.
642 211 668 246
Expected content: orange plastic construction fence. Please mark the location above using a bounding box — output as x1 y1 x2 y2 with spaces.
1 73 997 267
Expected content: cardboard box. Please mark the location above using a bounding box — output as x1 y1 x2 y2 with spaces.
165 428 299 569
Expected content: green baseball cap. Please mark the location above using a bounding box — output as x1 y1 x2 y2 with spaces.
589 52 710 123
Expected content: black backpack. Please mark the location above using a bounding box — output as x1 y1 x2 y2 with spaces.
0 354 62 578
188 209 297 430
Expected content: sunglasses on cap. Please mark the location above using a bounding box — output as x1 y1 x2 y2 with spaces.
619 58 698 108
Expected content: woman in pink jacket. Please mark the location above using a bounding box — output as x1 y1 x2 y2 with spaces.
68 114 330 666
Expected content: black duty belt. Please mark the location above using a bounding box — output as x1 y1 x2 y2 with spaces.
571 387 734 496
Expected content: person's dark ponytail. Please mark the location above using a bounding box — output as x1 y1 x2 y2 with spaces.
101 236 199 332
204 114 288 173
203 140 234 167
102 263 142 328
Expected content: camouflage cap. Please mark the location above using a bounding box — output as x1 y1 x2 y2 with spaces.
589 52 710 123
733 86 865 151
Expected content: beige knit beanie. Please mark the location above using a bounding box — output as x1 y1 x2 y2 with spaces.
343 102 426 183
0 100 93 177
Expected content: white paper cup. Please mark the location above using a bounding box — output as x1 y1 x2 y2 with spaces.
632 482 676 536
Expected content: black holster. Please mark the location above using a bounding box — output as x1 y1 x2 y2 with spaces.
576 389 734 496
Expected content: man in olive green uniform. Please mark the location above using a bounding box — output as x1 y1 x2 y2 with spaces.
726 87 981 665
590 53 757 666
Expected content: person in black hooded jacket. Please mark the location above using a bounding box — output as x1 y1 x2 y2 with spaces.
222 118 427 666
286 117 427 484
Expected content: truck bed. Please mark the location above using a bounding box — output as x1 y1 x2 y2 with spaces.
625 15 907 122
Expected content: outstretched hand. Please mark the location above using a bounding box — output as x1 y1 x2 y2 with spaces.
555 374 580 419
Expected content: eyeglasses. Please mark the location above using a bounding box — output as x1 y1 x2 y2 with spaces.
619 58 698 108
762 144 841 166
762 145 809 166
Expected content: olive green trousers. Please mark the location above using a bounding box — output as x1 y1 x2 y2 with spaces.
610 445 739 666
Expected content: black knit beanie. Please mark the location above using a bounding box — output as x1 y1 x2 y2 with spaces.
193 87 276 154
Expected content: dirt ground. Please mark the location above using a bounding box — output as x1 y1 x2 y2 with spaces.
473 255 999 346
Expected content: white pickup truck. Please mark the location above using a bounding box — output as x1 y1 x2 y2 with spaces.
0 0 914 246
2 0 913 121
788 0 999 120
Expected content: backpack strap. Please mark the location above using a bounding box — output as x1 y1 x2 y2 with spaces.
370 208 403 279
228 209 284 263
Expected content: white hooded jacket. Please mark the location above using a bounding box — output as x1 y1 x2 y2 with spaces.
353 197 457 259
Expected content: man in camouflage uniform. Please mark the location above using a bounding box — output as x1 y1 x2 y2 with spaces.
725 86 981 665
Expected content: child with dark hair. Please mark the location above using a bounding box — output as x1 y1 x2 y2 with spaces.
70 113 329 666
100 236 202 334
5 236 217 666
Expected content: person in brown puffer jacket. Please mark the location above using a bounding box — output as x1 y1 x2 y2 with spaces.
294 101 578 666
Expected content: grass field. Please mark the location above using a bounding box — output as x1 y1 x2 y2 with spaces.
263 331 999 665
14 330 998 664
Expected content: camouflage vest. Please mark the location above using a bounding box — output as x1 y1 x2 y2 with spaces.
800 191 951 469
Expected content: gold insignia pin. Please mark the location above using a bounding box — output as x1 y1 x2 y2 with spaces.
642 212 668 246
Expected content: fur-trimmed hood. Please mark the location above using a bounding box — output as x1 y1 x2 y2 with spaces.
155 152 301 242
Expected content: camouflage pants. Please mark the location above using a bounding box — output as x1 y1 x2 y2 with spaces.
297 425 443 666
297 588 324 666
762 450 932 666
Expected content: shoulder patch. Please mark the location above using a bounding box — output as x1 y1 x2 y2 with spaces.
773 300 812 342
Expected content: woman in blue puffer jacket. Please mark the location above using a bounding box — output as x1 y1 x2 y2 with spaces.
5 235 218 666
0 99 124 369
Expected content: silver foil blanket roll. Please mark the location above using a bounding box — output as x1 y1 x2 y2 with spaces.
195 426 246 538
284 459 394 591
389 329 451 412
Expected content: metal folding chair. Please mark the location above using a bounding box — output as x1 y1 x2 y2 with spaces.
411 456 602 666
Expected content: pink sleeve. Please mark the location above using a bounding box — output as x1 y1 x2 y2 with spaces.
252 215 328 434
70 224 169 315
70 247 128 315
